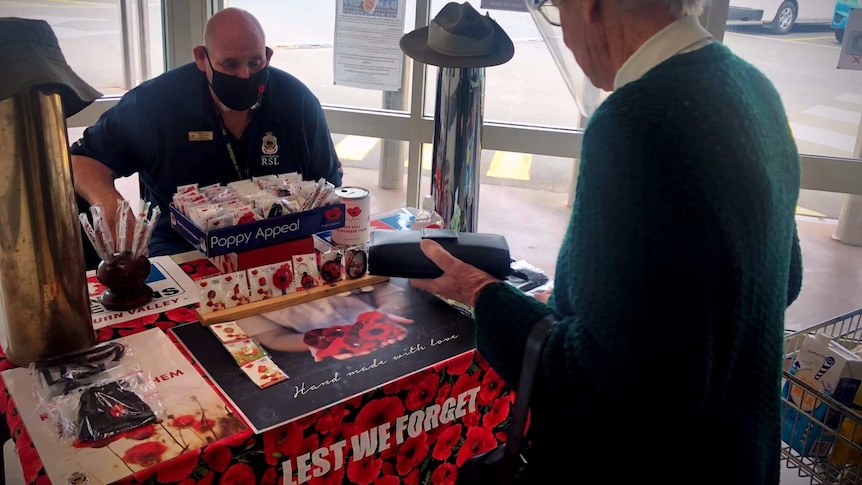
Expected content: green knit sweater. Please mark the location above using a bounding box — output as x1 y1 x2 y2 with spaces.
473 42 802 483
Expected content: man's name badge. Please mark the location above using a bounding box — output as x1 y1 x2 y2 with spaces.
188 131 214 141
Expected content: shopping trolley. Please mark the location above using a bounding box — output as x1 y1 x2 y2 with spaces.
782 308 862 484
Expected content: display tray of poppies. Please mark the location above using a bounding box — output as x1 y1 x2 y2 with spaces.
195 272 390 326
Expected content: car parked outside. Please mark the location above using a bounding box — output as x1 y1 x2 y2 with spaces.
832 0 860 42
727 0 836 34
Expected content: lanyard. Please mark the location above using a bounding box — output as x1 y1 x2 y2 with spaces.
215 112 248 180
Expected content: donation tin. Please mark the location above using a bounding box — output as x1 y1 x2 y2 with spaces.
331 186 371 246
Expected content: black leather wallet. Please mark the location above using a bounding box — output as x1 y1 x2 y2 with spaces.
368 229 511 279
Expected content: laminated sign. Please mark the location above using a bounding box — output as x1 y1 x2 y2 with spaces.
838 9 862 70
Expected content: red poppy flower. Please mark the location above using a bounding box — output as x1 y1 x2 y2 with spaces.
355 320 402 342
87 276 107 296
450 372 482 408
303 326 344 350
170 414 197 428
445 353 473 376
237 212 257 225
194 417 216 432
156 449 200 482
261 467 278 485
461 406 481 428
342 332 378 354
482 396 510 430
315 405 349 435
300 433 323 456
431 463 458 485
347 455 382 485
432 423 462 461
165 306 199 323
477 373 505 407
202 442 232 472
456 427 496 467
19 440 42 481
320 260 342 282
372 476 400 485
272 263 294 290
220 462 256 485
308 465 344 485
402 469 420 485
353 397 405 436
179 479 196 485
404 373 440 412
394 433 428 475
435 382 453 407
263 423 304 466
123 441 168 467
324 206 343 221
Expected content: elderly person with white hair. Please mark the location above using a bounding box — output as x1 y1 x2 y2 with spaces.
411 0 803 482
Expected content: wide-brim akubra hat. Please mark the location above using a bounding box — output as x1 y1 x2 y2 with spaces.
400 2 514 68
0 17 102 117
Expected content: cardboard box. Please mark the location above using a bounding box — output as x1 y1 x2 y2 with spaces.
782 333 862 457
208 236 314 274
169 203 345 257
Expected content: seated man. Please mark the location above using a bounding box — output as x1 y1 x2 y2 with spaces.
71 7 342 263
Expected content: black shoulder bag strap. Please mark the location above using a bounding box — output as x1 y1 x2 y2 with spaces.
501 314 556 479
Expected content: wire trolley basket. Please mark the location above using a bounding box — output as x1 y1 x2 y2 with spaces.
782 308 862 484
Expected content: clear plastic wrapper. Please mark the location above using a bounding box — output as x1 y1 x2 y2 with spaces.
30 341 164 444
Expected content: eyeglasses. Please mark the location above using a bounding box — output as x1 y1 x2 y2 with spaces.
526 0 561 27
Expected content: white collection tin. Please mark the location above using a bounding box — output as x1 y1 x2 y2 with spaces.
331 186 371 246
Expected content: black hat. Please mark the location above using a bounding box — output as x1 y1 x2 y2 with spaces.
0 17 102 117
400 2 514 68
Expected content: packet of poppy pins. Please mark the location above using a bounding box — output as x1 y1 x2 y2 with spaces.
293 253 320 291
247 263 280 302
198 275 227 314
209 321 248 344
224 339 267 365
220 271 250 308
240 356 288 388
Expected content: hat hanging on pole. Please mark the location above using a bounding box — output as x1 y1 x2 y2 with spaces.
400 2 514 68
0 17 102 117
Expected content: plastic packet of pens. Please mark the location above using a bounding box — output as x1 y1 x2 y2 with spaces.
172 173 340 232
79 200 161 263
29 341 163 444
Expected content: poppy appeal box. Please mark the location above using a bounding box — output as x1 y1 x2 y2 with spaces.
169 203 346 257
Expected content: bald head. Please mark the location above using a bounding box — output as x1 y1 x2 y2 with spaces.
194 7 271 83
204 7 266 51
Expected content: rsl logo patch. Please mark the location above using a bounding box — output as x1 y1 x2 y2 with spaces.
261 132 278 155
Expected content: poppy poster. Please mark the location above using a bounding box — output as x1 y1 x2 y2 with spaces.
1 328 248 485
171 277 476 433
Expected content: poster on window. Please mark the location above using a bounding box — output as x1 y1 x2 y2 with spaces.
333 0 407 90
480 0 528 12
837 8 862 71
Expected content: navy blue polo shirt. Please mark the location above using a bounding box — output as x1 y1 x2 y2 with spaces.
71 62 343 256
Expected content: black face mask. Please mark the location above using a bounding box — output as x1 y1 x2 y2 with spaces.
204 48 268 111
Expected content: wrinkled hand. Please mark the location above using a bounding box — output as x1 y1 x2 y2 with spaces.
532 288 552 304
409 239 499 308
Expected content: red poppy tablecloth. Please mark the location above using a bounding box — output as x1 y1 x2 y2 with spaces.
0 257 514 485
